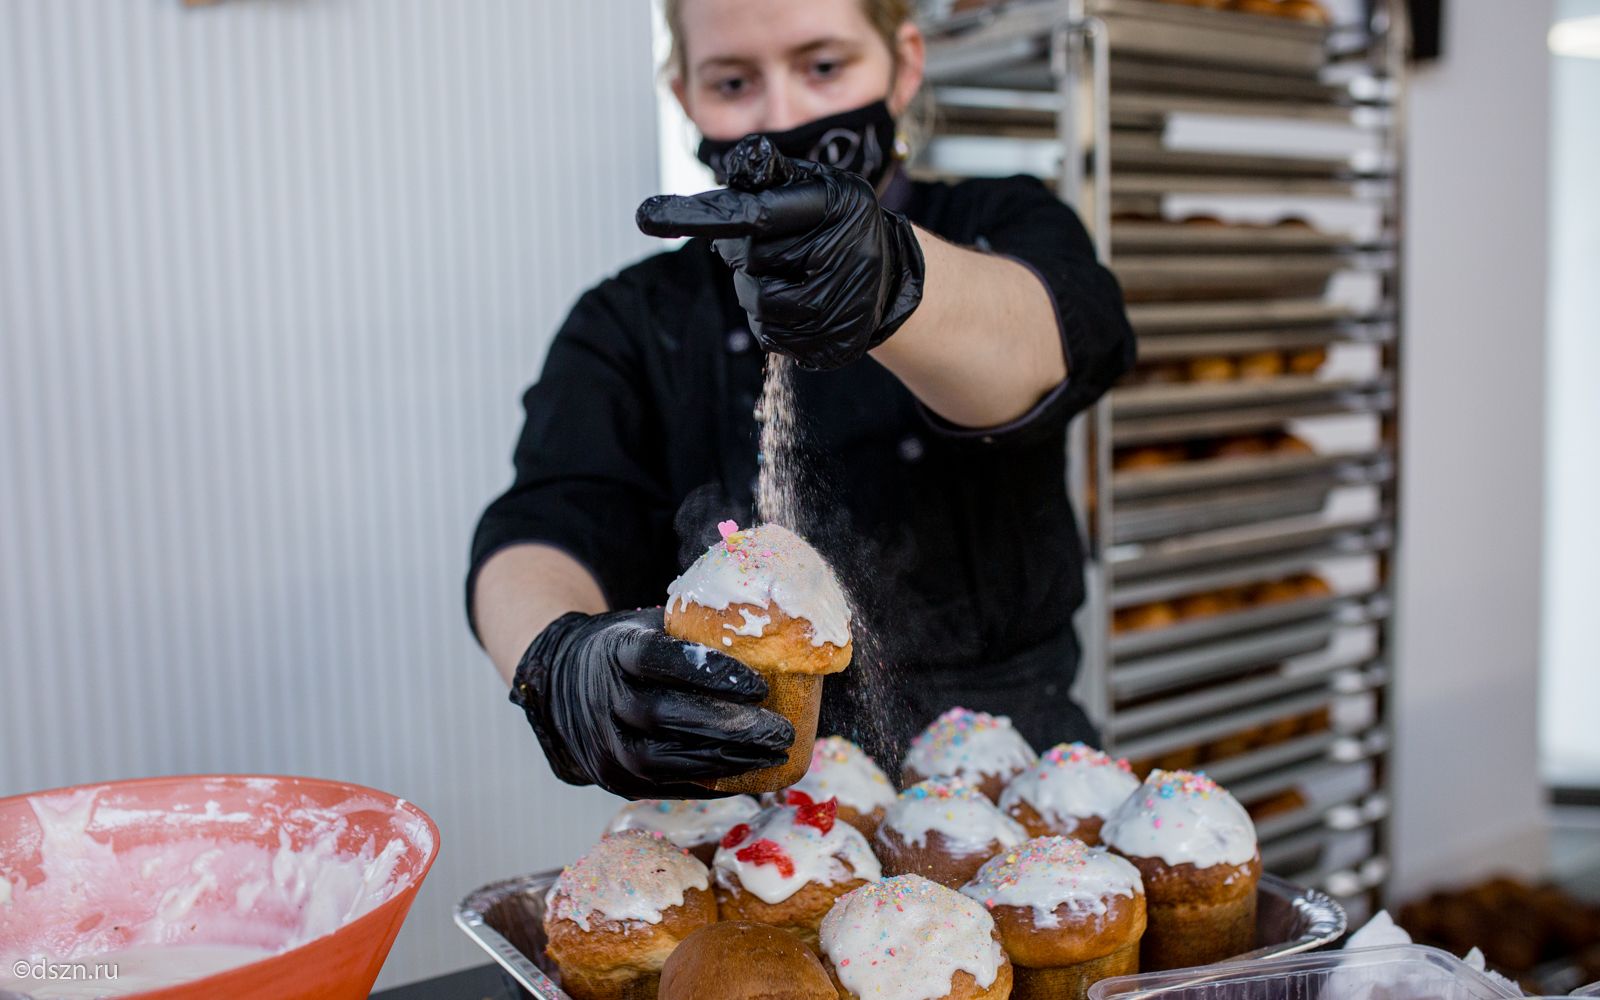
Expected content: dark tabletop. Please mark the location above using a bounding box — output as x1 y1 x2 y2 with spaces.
371 963 522 1000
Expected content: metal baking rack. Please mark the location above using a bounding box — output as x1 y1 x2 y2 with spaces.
919 0 1405 925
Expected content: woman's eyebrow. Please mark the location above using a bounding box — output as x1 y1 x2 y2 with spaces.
787 37 862 58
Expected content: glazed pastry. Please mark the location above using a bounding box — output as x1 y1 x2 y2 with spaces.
773 736 896 839
1173 591 1244 620
1102 770 1262 971
1277 0 1331 23
1237 351 1286 379
1293 573 1334 598
541 830 717 1000
712 793 880 948
820 874 1014 1000
1287 347 1328 374
658 920 837 1000
1113 601 1181 634
1274 433 1317 454
903 707 1037 802
875 775 1028 889
1211 435 1273 459
1228 0 1283 15
1250 577 1305 605
999 743 1141 844
961 837 1147 1000
1186 356 1238 382
666 520 852 792
603 796 759 864
1113 446 1187 472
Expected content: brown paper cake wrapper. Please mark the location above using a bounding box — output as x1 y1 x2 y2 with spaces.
706 671 823 794
1140 891 1256 972
1012 939 1140 1000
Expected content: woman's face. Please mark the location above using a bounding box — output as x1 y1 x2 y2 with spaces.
671 0 925 142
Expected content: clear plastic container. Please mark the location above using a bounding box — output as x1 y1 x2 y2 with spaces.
1089 944 1523 1000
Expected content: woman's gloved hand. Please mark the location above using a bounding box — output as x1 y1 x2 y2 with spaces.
635 135 925 371
510 607 795 799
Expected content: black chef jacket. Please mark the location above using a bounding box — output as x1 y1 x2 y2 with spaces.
469 172 1135 769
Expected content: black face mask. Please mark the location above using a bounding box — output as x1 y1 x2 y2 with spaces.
696 99 899 189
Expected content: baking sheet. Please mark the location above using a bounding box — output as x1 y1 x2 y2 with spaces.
457 871 1348 1000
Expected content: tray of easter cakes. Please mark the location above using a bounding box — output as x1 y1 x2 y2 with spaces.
457 523 1347 1000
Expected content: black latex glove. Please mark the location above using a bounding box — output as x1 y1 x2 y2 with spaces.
510 608 795 799
635 135 926 371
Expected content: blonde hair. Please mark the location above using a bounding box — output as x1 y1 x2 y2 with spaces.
661 0 916 82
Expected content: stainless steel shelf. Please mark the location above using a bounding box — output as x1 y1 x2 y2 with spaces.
1110 512 1392 586
1126 298 1388 333
1112 390 1394 445
1113 173 1393 201
1112 374 1392 418
1113 450 1393 500
1112 221 1389 254
1110 621 1351 700
1205 729 1343 785
1110 588 1386 658
1111 686 1334 760
1113 655 1374 732
1132 322 1396 358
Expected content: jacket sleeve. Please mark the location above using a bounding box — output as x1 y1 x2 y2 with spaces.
467 281 678 637
916 174 1136 448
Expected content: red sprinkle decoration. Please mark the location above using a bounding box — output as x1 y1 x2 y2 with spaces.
721 823 751 849
735 838 795 878
787 792 838 835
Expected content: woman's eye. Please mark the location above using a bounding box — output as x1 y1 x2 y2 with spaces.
713 77 748 98
810 59 842 80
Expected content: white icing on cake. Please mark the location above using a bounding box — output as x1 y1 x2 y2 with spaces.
774 737 896 816
904 707 1037 785
1101 770 1258 869
546 829 709 932
713 798 880 906
666 522 851 648
998 742 1140 829
880 776 1027 856
604 796 761 850
820 874 1004 1000
959 836 1143 929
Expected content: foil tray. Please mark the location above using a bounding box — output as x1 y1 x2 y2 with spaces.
455 870 1347 1000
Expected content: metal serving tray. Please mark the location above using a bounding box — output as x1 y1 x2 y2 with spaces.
456 871 1348 1000
1111 221 1373 254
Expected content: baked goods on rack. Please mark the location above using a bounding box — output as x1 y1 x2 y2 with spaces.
657 920 837 1000
999 743 1141 844
603 797 760 864
1112 601 1180 634
541 830 717 1000
903 707 1038 802
1102 770 1262 971
772 736 896 839
820 874 1014 1000
712 792 880 948
666 520 853 792
961 836 1147 1000
875 775 1028 889
1277 0 1331 24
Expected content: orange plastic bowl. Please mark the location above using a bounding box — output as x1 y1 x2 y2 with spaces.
0 774 439 999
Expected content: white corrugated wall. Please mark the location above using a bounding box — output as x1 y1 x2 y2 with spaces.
0 0 662 987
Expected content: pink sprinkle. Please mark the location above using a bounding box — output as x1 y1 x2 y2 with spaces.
1153 817 1164 829
717 520 740 539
